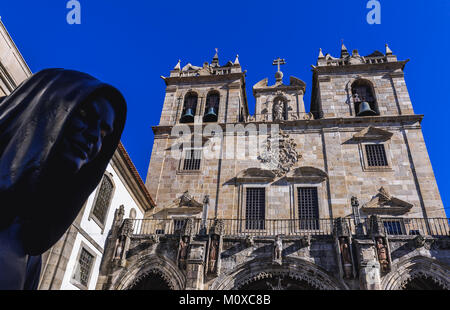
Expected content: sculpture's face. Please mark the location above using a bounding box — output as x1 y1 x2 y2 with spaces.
59 97 115 173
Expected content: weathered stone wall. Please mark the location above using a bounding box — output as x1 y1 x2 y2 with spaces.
146 117 445 221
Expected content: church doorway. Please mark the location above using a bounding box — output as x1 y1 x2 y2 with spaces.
238 275 320 290
402 276 446 290
129 271 173 290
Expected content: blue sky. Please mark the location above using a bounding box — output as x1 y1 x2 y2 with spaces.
0 1 449 215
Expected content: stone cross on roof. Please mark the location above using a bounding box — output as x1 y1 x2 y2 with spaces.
272 58 286 72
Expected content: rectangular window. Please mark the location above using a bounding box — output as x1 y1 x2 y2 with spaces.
182 149 202 171
173 219 185 232
366 144 388 167
245 188 265 230
383 220 405 235
73 248 95 288
297 187 319 230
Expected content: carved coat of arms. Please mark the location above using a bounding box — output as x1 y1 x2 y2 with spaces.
258 131 301 177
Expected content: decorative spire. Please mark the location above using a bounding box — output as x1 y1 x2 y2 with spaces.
318 48 324 58
341 40 350 58
385 43 393 55
272 57 286 85
234 54 240 65
212 48 219 67
174 59 181 70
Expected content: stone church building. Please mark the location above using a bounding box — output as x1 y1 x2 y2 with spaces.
0 15 448 291
97 45 450 290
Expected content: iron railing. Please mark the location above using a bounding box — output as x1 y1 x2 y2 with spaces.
373 217 450 237
130 218 449 237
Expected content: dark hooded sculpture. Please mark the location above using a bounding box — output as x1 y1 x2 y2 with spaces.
0 69 127 290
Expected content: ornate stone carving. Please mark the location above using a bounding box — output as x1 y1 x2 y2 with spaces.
339 237 353 279
210 219 225 236
187 242 205 264
245 236 255 247
150 234 160 244
177 236 190 270
258 131 302 177
182 218 194 237
272 98 284 121
179 191 203 208
353 127 393 142
375 237 390 273
208 235 220 274
362 187 413 215
368 215 385 237
273 235 283 265
333 218 351 237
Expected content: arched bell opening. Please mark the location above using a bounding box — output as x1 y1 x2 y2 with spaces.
180 92 198 123
351 79 379 117
204 91 220 123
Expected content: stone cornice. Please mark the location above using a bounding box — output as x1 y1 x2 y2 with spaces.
312 60 409 75
151 114 424 135
162 72 245 86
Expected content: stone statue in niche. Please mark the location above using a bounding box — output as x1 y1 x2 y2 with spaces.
114 219 134 264
178 236 190 270
273 235 283 265
375 237 389 273
272 98 284 121
339 237 353 279
208 235 220 274
0 69 127 290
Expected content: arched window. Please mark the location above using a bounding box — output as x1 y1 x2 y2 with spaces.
90 174 115 229
180 92 198 123
272 97 288 121
204 92 220 122
351 80 378 116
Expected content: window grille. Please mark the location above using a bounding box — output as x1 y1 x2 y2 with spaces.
182 149 202 171
73 248 95 287
383 220 405 235
174 219 185 231
92 175 114 225
366 144 388 167
297 187 319 230
245 188 265 230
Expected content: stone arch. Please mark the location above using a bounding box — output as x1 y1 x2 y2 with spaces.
204 90 220 122
382 256 450 290
210 257 347 290
349 78 379 116
180 91 199 123
111 254 185 290
271 94 289 121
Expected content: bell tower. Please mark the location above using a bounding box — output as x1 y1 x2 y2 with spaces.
158 50 249 126
311 43 414 119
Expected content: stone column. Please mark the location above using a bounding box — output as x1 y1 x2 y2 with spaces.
185 241 206 290
359 260 381 290
353 239 382 290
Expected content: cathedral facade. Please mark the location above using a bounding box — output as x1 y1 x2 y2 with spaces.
97 45 450 290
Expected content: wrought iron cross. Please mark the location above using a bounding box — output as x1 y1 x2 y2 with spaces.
272 58 286 72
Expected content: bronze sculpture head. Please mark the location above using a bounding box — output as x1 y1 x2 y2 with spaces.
0 68 127 289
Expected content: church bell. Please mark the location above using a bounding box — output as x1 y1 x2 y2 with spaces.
180 108 195 123
204 107 218 122
357 101 378 117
